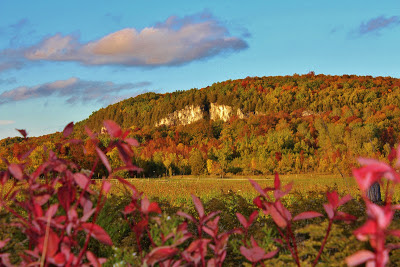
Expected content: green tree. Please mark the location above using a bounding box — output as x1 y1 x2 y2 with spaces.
189 149 205 176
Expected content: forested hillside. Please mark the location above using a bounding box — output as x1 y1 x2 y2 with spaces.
2 73 400 177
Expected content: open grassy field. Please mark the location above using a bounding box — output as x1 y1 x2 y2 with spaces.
106 174 364 207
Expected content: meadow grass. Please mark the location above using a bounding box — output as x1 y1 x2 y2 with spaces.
105 174 363 208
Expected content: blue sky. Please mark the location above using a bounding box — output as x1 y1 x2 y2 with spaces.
0 0 399 139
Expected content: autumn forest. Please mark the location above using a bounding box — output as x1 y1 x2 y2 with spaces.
1 73 400 178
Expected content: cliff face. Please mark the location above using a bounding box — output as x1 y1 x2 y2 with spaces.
155 105 203 127
155 103 239 126
210 103 232 121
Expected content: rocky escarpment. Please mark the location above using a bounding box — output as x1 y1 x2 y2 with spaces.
155 105 203 127
155 103 244 127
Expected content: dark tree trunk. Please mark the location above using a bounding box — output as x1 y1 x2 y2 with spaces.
367 182 382 203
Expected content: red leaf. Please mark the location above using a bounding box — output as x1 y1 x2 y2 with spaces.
388 147 397 162
274 172 281 189
52 252 66 265
58 185 75 211
333 211 357 222
38 230 60 258
293 211 323 221
346 250 375 266
148 202 161 214
192 194 204 218
34 194 51 206
103 120 122 138
116 177 137 192
63 122 74 138
268 205 287 228
145 246 179 265
96 147 111 173
8 163 23 180
18 146 36 161
326 191 339 209
16 129 27 138
81 223 113 246
123 203 136 214
177 211 196 223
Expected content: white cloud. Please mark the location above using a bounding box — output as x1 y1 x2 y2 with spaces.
22 12 248 67
0 120 15 125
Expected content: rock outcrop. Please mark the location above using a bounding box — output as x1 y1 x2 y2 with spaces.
210 103 232 122
155 105 203 127
155 103 251 127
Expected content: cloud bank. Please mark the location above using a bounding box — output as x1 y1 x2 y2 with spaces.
1 12 247 69
0 77 151 105
356 15 400 35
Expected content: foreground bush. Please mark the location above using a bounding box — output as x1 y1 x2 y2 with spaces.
0 121 400 266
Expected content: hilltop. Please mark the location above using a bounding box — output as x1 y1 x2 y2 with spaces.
2 73 400 177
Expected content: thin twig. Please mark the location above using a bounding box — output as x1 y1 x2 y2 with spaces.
40 212 52 267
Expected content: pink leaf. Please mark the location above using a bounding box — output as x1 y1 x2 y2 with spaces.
236 213 248 228
323 203 334 219
346 250 375 266
240 245 277 263
102 180 112 194
73 173 93 193
0 238 10 249
338 194 352 207
293 211 323 221
192 194 204 218
86 251 101 267
248 211 259 225
95 147 111 173
8 163 23 180
81 208 96 222
63 122 74 138
45 204 59 219
125 138 139 147
103 120 122 138
85 126 97 139
141 197 150 214
81 223 113 246
249 179 267 197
